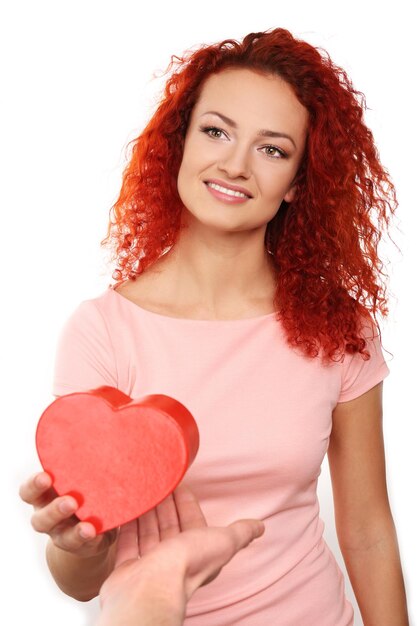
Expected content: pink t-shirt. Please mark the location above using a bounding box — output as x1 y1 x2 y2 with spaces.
52 286 390 625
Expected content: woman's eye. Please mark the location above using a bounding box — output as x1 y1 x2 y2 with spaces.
199 125 287 159
200 125 225 139
262 145 287 159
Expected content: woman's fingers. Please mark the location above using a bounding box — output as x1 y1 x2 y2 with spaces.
19 471 54 507
30 494 79 534
24 475 101 552
20 470 119 560
49 521 98 552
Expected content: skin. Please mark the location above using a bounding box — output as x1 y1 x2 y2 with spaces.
20 476 265 626
19 67 409 622
18 68 310 603
130 70 407 621
328 383 409 623
96 483 265 626
116 67 309 319
19 471 118 600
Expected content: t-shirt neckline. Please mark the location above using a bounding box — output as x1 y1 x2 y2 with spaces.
107 285 278 323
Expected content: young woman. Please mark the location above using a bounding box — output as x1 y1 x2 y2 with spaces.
20 27 409 625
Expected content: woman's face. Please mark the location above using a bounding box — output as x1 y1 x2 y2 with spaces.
177 67 309 233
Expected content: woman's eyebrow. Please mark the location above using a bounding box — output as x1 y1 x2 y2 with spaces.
201 110 297 148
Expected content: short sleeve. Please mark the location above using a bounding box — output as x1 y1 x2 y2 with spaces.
52 299 118 396
338 319 390 403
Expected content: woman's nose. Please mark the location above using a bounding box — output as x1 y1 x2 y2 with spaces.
218 145 251 179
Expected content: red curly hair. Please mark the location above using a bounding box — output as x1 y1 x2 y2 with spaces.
101 27 398 365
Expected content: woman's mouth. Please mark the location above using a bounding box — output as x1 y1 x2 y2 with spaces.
204 181 251 204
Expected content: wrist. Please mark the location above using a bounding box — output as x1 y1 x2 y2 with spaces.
98 569 186 626
46 538 114 601
139 555 187 619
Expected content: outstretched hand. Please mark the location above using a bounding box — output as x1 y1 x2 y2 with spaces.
99 483 265 614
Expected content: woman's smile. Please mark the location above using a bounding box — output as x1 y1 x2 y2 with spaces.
204 181 252 204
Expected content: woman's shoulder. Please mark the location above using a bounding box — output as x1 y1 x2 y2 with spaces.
111 271 173 316
112 276 150 302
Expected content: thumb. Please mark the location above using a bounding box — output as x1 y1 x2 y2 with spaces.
226 518 265 550
183 519 265 599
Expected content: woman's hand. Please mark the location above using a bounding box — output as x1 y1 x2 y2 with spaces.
19 470 117 558
98 482 265 623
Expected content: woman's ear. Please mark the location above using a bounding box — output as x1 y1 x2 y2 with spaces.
284 184 297 203
284 157 306 203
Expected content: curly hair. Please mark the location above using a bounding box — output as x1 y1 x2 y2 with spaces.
101 27 398 365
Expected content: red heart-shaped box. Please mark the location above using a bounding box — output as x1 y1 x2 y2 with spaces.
36 386 199 533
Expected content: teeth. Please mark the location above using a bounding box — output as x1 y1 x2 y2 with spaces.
207 182 249 198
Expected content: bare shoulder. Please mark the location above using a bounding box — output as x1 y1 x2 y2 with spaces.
113 259 173 311
113 276 147 299
113 272 159 303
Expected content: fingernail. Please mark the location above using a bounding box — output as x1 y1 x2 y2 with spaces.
35 474 50 489
59 499 76 514
79 526 94 540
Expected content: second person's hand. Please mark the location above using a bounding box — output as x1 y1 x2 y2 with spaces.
97 483 265 626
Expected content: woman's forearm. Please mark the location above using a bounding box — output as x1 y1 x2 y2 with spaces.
46 539 116 601
340 523 409 625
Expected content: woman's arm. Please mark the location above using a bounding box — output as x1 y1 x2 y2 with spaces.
20 472 118 601
328 381 409 625
46 537 118 601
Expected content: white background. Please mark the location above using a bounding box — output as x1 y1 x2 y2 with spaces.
1 1 415 624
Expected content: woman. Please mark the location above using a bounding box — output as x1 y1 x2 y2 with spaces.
20 27 409 624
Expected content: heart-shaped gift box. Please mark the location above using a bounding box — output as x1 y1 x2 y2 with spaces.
36 386 199 533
